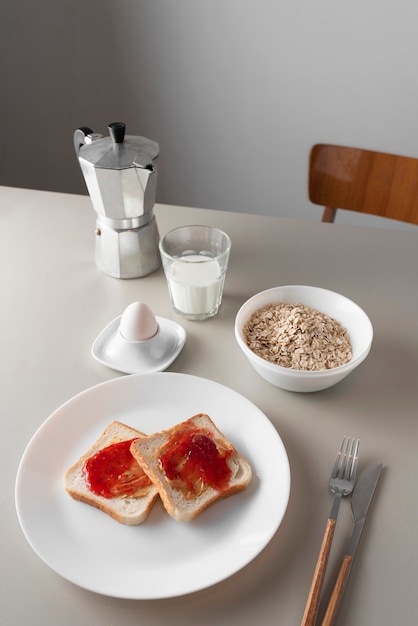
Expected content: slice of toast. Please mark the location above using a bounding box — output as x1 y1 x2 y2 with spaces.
130 414 252 522
64 421 159 525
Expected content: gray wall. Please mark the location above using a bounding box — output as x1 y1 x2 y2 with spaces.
2 0 418 230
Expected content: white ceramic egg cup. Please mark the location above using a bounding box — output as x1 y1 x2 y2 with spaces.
91 302 186 374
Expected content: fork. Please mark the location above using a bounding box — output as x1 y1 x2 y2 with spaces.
300 436 360 626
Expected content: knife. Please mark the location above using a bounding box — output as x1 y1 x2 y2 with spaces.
321 463 383 626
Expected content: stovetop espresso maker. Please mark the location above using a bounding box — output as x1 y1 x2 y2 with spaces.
74 122 161 279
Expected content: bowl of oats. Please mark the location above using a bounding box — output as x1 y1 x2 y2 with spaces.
234 285 373 392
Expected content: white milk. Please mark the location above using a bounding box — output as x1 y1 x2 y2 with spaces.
169 255 224 316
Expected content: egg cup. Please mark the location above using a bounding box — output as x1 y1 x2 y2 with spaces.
91 303 186 374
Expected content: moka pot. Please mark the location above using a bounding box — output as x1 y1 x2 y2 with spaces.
74 122 161 279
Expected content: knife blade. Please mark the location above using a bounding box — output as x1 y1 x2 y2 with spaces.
321 463 383 626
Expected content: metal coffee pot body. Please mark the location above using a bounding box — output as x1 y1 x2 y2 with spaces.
74 122 161 279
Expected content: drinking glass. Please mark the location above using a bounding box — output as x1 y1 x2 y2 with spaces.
159 225 231 321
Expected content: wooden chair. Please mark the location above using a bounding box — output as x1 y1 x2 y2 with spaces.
308 144 418 225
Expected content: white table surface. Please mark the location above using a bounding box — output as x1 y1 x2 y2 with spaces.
1 185 417 626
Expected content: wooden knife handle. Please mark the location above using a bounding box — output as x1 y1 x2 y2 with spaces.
321 554 353 626
300 517 336 626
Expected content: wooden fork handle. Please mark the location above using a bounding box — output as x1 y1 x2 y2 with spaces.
321 554 352 626
300 518 337 626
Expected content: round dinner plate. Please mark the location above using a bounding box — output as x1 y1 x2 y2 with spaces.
15 373 290 599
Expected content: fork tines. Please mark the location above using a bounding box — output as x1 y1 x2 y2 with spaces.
332 436 360 481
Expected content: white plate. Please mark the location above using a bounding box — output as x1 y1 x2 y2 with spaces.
91 315 186 374
15 373 290 599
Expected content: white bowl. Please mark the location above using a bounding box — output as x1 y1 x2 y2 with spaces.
234 285 373 392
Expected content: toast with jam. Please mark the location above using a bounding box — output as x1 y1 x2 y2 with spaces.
64 421 159 525
129 413 252 522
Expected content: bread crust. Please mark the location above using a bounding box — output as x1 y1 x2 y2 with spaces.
64 421 159 525
130 414 252 522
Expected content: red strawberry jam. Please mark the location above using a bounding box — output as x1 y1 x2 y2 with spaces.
159 427 233 495
84 439 151 498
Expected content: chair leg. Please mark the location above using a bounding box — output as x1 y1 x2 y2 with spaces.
322 207 337 223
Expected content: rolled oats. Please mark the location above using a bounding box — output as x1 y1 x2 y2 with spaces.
243 303 352 371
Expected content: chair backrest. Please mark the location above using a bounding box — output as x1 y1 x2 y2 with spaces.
309 144 418 225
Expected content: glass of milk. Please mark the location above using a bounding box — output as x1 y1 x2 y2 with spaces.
159 225 231 320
